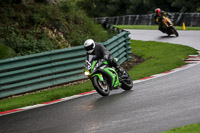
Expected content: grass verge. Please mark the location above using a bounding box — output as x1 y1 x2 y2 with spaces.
129 40 197 80
115 25 200 30
160 123 200 133
0 40 198 112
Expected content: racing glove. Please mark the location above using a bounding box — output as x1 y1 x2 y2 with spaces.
103 55 109 60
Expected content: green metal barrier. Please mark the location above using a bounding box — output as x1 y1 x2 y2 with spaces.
0 31 131 98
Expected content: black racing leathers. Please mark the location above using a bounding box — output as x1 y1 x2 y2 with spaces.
155 11 171 33
155 11 170 24
87 43 118 68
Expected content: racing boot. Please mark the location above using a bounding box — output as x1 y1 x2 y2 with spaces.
116 66 124 76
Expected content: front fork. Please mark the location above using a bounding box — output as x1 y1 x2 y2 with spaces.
92 73 104 82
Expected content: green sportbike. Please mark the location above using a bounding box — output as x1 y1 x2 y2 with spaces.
84 55 133 96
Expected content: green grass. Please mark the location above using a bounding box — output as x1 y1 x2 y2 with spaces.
0 81 94 112
129 40 197 80
0 40 197 112
160 123 200 133
115 25 200 30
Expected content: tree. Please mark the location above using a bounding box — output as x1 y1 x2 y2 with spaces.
77 0 130 17
172 0 200 12
76 0 200 17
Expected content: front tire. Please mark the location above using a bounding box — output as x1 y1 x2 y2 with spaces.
171 27 179 37
92 76 110 96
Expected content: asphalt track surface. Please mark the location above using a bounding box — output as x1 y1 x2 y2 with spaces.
1 30 200 133
127 29 200 50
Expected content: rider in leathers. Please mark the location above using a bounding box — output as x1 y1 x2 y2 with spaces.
84 39 123 74
155 8 171 33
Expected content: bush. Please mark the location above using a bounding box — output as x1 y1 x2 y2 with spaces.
65 8 113 45
58 0 74 13
0 1 114 59
4 32 58 56
0 41 16 60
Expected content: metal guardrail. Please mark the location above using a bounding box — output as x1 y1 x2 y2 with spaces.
0 31 132 98
95 13 200 27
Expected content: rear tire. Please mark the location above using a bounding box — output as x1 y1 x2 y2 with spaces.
120 70 133 90
92 76 110 96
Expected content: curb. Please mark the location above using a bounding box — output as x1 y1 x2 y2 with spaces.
184 54 200 63
0 90 97 116
0 56 200 117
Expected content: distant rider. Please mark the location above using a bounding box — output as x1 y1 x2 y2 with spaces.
84 39 123 74
154 8 171 33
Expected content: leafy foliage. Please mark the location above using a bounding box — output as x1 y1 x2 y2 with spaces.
0 42 16 59
77 0 200 17
77 0 131 17
171 0 200 12
0 0 113 59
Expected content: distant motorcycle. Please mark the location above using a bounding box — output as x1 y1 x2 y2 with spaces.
84 55 133 96
160 16 179 37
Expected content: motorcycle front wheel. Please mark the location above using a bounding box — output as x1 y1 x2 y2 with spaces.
92 76 110 96
171 27 179 37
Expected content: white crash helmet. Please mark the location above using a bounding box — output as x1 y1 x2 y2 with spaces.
84 39 95 54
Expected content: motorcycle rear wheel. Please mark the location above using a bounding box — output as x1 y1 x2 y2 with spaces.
120 70 133 90
92 76 110 96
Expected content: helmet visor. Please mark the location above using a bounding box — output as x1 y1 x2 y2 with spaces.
84 43 94 51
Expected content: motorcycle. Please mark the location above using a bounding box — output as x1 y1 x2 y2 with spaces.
84 55 133 96
160 16 179 37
